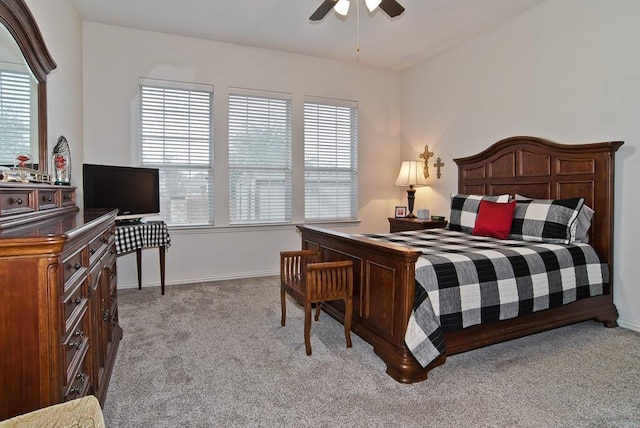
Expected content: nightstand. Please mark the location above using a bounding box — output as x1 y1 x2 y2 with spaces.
388 217 448 233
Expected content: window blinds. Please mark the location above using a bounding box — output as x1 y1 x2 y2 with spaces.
304 100 358 221
139 80 213 226
0 69 31 165
228 91 292 224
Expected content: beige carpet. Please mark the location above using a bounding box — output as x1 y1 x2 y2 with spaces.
103 277 640 427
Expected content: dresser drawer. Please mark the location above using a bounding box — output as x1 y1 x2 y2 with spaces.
62 279 87 334
61 247 86 291
63 307 89 378
0 188 35 216
38 188 58 210
60 188 76 207
88 229 109 265
64 341 91 401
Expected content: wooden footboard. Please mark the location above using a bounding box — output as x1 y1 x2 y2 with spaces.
298 225 441 383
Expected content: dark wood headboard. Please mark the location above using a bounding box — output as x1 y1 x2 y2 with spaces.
454 136 623 275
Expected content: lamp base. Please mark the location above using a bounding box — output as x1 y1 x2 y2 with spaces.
406 187 417 218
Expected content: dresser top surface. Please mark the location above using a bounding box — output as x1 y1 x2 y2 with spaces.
0 209 117 240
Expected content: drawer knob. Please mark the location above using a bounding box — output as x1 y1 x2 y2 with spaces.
90 248 97 255
42 195 53 202
103 308 110 322
69 387 81 396
71 262 82 271
9 197 23 205
63 193 72 200
75 329 84 339
76 372 86 382
73 297 82 306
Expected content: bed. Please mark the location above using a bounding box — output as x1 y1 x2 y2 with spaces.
297 136 623 383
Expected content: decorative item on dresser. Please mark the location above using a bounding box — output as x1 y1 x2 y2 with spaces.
388 217 448 233
52 135 72 185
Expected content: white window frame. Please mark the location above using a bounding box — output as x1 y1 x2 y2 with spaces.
228 88 292 225
139 78 214 226
304 97 359 222
0 63 36 167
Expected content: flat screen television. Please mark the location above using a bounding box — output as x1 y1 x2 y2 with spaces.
83 163 160 222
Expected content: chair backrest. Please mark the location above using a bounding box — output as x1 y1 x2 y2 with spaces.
280 249 320 284
306 260 353 303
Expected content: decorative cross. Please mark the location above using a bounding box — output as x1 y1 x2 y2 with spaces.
419 145 434 178
434 157 445 179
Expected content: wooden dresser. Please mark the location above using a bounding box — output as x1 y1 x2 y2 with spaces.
0 183 122 421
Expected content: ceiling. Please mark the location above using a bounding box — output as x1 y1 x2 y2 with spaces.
73 0 546 71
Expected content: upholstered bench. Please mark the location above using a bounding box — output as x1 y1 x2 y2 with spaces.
0 396 105 428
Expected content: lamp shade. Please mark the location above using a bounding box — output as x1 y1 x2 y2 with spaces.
365 0 382 12
394 160 428 187
334 0 350 16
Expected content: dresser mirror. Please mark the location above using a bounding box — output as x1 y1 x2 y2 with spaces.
0 0 56 173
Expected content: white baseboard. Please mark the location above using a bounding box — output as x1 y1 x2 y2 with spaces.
116 270 279 290
617 318 640 333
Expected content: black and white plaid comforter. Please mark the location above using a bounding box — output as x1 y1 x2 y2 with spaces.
362 229 609 367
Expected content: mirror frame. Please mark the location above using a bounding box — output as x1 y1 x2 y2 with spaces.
0 0 56 172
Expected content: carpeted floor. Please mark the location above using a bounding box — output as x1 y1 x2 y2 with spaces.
103 277 640 427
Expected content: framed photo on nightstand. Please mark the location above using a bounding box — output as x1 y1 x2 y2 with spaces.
395 206 407 218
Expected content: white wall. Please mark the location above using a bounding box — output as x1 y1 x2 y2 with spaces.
400 0 640 329
26 0 83 181
81 23 403 287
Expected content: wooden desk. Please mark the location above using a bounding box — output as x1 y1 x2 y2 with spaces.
115 221 171 295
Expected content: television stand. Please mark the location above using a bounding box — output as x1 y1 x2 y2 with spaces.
114 221 171 295
115 217 142 226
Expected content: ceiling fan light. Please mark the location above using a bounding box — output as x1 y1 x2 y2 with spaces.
334 0 350 16
364 0 382 12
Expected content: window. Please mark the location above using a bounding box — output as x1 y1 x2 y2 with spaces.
139 79 213 226
228 90 291 224
304 99 358 221
0 68 33 166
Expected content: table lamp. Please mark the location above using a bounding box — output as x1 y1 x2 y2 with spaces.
394 160 428 218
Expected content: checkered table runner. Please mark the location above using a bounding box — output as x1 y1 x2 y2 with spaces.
115 221 171 255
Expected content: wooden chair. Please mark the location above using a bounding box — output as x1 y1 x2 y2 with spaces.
280 249 353 355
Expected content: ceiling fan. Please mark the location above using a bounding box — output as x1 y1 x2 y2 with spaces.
309 0 405 21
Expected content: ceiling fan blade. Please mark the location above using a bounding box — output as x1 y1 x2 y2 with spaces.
310 0 339 21
378 0 405 18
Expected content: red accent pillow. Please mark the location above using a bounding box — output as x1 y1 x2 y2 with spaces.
473 200 516 239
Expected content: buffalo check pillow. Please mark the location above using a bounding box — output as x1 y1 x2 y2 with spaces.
515 194 594 243
509 197 585 244
448 194 510 233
